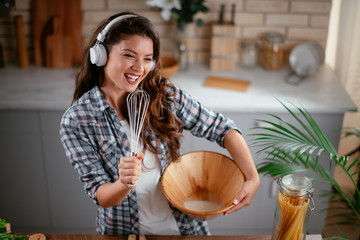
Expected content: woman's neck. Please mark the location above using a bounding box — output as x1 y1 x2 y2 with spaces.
100 86 126 120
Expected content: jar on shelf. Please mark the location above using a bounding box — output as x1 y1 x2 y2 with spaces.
240 39 258 69
272 173 315 240
260 32 285 70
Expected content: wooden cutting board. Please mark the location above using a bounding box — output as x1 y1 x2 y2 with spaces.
62 0 82 65
14 15 28 68
204 76 251 92
45 17 72 68
32 0 82 67
32 0 51 66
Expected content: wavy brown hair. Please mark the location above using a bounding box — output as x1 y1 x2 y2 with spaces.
73 12 183 161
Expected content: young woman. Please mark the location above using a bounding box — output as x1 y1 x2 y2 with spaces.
60 11 259 235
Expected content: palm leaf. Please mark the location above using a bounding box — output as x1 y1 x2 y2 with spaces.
250 103 335 165
278 100 323 146
297 105 338 155
342 127 360 138
347 158 359 171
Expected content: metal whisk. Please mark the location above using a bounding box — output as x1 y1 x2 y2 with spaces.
125 89 150 188
126 88 150 155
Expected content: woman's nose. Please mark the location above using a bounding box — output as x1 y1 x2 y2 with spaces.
131 59 144 71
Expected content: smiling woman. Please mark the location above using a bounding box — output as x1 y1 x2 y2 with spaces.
59 11 259 236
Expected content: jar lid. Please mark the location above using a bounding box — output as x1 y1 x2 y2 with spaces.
279 173 313 197
241 39 257 47
263 32 284 43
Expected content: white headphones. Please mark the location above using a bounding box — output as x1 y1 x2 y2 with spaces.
89 14 155 71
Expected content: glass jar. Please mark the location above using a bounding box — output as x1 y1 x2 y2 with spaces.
240 39 258 69
260 32 285 70
272 174 315 240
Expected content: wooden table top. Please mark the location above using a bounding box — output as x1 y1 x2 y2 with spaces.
32 234 323 240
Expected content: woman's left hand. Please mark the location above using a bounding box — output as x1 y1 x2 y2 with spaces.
224 177 260 216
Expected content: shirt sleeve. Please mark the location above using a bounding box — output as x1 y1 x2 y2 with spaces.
170 84 241 148
59 108 112 204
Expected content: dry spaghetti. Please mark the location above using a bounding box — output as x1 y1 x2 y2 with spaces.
275 192 309 240
272 174 314 240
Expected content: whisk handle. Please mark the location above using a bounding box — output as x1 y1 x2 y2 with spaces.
127 181 135 189
126 152 138 189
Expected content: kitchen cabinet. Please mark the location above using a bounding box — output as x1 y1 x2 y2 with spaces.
39 111 96 231
0 64 355 234
0 110 97 233
0 111 50 228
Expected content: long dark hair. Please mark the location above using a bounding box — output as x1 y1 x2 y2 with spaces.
73 12 183 161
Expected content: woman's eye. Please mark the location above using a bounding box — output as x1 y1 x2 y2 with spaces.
145 58 153 62
124 54 135 58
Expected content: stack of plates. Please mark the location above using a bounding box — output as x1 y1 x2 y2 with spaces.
289 41 325 77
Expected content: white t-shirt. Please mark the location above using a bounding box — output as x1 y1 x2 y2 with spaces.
121 120 180 235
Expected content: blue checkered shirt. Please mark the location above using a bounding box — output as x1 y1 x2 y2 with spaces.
60 84 239 235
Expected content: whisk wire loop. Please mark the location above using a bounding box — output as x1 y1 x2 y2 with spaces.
126 89 150 155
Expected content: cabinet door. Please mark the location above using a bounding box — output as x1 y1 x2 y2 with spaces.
40 111 97 233
0 110 50 231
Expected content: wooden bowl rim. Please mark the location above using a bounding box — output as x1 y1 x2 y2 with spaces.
161 150 244 217
160 56 179 69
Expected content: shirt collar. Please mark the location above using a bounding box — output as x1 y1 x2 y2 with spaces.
90 85 111 114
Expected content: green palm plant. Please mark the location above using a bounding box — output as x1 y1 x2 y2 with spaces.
249 100 360 239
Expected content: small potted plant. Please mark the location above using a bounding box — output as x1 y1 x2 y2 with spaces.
250 100 360 240
0 218 29 240
146 0 209 70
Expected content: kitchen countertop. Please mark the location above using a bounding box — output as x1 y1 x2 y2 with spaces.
0 64 356 113
28 234 323 240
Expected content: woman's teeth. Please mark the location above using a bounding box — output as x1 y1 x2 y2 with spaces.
125 74 139 82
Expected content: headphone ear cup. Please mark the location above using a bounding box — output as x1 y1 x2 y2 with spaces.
90 44 107 66
150 60 155 71
89 45 98 65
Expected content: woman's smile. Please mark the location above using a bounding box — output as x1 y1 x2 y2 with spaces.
124 73 141 85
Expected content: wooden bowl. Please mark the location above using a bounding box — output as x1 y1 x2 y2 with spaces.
159 56 179 79
161 151 245 221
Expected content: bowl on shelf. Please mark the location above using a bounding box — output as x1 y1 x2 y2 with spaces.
161 151 245 221
159 56 179 79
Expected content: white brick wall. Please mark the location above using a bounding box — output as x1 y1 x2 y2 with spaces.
266 14 309 27
0 0 332 65
246 1 289 12
291 2 332 14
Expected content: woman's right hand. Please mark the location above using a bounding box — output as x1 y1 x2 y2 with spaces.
97 152 144 208
118 152 144 188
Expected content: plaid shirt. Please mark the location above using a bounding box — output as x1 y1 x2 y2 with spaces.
60 84 239 235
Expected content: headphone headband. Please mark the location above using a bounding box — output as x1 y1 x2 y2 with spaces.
96 14 136 42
